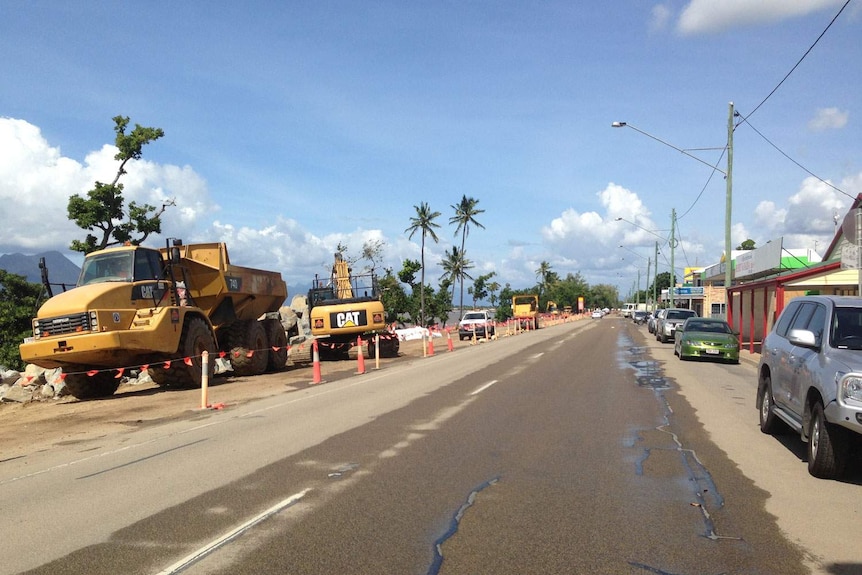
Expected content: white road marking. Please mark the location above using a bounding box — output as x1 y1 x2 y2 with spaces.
471 380 498 395
154 489 311 575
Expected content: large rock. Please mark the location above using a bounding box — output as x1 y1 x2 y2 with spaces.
2 383 35 403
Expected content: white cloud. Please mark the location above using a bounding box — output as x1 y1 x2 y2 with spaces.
807 107 849 131
677 0 845 35
750 176 854 250
649 4 672 33
0 117 217 253
540 183 666 279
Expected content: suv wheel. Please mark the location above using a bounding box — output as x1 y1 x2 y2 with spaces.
807 401 848 479
758 376 782 434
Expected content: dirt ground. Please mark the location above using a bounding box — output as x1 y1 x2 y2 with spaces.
0 334 474 461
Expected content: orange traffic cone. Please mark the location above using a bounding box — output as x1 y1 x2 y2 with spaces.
356 336 366 374
311 339 322 384
446 329 454 352
428 334 435 356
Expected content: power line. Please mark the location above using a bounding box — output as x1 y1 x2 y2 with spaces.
677 146 727 221
744 0 851 120
741 118 855 200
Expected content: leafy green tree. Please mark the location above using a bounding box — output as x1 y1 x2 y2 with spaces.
449 195 485 316
0 270 45 371
378 268 409 325
589 284 620 311
647 271 672 305
546 272 589 313
468 272 496 308
487 280 500 309
394 259 424 325
68 116 172 254
405 202 441 326
736 239 756 250
429 279 454 326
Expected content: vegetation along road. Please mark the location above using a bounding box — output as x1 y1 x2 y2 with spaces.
0 316 859 574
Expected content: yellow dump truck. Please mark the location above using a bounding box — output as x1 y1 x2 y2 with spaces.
512 294 540 330
20 239 288 399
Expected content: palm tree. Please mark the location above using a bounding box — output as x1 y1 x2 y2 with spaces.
536 260 552 299
440 246 474 307
449 195 485 316
405 202 441 326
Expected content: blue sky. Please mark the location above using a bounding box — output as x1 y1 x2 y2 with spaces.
1 1 860 300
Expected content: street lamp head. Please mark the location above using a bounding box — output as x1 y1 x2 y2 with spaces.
611 122 627 128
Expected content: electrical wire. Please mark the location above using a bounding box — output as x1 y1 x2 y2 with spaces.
738 117 854 200
677 146 727 221
744 0 852 121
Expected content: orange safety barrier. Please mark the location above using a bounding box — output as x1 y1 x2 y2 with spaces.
312 339 322 384
356 336 366 374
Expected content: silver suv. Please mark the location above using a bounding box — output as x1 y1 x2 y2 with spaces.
757 295 862 479
458 310 495 341
655 308 697 343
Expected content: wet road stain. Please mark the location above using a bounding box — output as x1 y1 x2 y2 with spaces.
426 476 500 575
618 331 739 545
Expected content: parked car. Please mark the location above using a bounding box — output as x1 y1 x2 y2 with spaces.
591 309 604 319
648 308 665 334
458 310 495 340
757 295 862 479
673 317 739 363
655 308 697 343
632 310 649 325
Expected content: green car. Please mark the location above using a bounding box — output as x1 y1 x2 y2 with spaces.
673 317 740 363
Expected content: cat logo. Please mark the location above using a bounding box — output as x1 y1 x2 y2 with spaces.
336 311 360 328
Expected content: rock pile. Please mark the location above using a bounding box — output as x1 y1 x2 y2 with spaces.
1 364 70 403
0 357 241 404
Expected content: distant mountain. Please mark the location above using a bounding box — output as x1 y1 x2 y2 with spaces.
0 251 81 288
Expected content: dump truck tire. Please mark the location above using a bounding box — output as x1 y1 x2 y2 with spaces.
227 319 269 376
263 318 288 371
174 317 217 387
63 370 121 399
148 317 216 388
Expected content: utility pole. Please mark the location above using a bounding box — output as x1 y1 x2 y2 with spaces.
670 208 677 307
646 257 652 311
654 242 659 310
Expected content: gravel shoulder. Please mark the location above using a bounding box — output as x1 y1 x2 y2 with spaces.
0 336 447 461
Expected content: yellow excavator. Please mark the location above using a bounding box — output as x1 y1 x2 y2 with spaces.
307 253 399 359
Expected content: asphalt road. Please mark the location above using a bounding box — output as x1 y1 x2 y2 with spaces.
1 317 859 574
